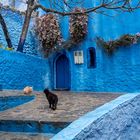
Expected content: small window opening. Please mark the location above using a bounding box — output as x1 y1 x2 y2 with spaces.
88 47 96 68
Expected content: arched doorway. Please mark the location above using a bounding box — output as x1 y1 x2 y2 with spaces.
55 54 70 90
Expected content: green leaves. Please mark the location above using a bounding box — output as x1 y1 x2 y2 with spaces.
96 33 140 53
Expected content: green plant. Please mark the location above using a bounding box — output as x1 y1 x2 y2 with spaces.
96 33 140 53
5 47 13 51
0 44 3 48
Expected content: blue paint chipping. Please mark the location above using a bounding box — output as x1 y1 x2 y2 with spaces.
51 94 139 140
0 95 35 111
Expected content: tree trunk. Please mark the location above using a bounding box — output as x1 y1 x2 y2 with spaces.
0 12 13 48
17 0 34 52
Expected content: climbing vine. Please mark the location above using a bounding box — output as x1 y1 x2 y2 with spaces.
96 33 140 53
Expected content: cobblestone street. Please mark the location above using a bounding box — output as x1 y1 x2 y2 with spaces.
0 90 121 140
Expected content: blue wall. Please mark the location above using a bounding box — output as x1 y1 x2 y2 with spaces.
52 94 140 140
0 95 35 111
0 120 69 134
1 1 140 92
0 8 38 55
0 49 50 90
45 1 140 92
74 95 140 140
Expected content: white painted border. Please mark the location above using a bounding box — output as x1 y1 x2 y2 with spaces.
51 93 139 140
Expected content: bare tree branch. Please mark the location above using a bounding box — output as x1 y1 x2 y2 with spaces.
33 3 108 16
33 0 140 15
17 0 140 53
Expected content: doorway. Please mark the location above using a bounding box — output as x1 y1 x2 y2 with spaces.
55 54 70 90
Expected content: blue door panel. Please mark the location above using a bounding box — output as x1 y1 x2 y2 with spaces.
56 55 70 89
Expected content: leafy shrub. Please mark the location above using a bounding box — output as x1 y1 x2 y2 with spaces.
96 33 140 53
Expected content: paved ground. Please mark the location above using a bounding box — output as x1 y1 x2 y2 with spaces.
0 90 122 140
0 132 53 140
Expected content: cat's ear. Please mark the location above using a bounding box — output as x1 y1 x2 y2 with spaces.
44 88 49 93
46 88 49 91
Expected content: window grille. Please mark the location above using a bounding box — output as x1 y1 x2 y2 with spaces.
74 51 84 64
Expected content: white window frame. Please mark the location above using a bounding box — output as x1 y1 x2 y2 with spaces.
74 50 84 64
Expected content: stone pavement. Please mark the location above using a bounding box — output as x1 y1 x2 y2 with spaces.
0 90 122 140
0 132 53 140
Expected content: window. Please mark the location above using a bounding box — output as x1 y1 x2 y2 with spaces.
87 47 96 68
74 51 84 64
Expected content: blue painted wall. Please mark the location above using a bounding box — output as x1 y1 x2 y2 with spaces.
0 8 38 55
44 1 140 92
0 95 35 111
74 95 140 140
0 49 50 90
1 1 140 92
52 94 140 140
0 120 69 134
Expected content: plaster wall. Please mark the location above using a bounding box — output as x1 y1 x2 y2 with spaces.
1 1 140 92
0 49 50 90
1 0 27 11
0 8 38 55
74 95 140 140
48 1 140 92
51 94 140 140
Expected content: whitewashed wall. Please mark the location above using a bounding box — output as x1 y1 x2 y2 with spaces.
1 0 27 11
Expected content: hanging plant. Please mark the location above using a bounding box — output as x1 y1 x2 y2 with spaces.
96 33 140 53
35 14 62 56
70 8 88 43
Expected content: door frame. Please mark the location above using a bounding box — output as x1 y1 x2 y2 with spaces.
53 53 71 90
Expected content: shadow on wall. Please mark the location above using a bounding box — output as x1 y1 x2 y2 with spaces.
0 7 38 55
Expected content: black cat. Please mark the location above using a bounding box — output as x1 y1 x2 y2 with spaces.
43 88 58 110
